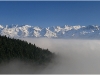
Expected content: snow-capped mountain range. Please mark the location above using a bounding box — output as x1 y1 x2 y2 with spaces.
0 24 100 39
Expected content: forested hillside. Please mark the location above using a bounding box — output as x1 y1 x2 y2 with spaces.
0 35 55 65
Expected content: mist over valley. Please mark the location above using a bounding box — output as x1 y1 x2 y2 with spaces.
0 38 99 74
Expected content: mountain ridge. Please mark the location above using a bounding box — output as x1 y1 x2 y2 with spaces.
0 24 100 39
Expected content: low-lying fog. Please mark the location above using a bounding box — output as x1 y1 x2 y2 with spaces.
1 38 100 74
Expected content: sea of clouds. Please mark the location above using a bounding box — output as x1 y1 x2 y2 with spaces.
0 38 100 74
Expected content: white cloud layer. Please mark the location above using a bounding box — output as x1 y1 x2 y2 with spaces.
1 38 100 74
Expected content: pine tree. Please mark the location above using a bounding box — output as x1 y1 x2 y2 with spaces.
0 35 55 65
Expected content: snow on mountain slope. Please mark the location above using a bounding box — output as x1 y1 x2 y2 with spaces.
44 27 57 38
33 26 42 37
0 24 100 39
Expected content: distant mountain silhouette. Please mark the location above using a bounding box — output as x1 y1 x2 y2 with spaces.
0 24 100 39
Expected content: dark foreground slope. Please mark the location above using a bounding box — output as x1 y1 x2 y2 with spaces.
0 35 55 65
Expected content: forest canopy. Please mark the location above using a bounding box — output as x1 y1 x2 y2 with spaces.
0 35 55 65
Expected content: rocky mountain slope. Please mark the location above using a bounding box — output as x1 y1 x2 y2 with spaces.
0 24 100 39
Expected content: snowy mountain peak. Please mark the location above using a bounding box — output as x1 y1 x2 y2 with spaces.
0 25 4 29
0 24 100 39
72 25 81 30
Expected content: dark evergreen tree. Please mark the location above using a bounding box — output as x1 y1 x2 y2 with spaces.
0 35 55 65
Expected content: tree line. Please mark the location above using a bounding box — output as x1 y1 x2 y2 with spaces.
0 35 55 65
